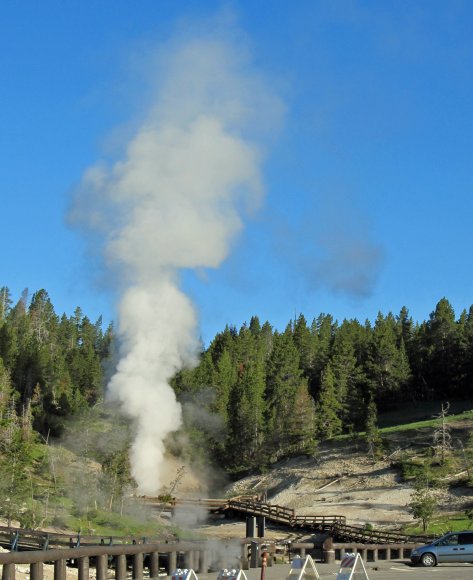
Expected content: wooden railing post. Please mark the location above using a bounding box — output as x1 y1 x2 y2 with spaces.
115 554 127 580
149 551 160 578
96 554 108 580
2 563 15 580
183 550 193 570
132 552 143 580
78 556 89 580
54 559 66 580
167 552 177 575
30 562 43 580
322 538 335 564
199 550 209 574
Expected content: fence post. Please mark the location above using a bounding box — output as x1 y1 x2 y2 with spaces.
54 559 66 580
30 562 43 580
150 551 160 578
78 556 89 580
184 550 194 570
199 550 209 574
133 552 143 580
115 554 127 580
167 552 177 575
96 554 108 580
2 563 15 580
323 538 335 564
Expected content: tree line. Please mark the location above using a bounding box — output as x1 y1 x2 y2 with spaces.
1 287 473 478
0 287 112 437
173 297 473 474
0 287 131 528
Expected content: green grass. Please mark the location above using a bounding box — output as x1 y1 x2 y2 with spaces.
380 409 473 435
55 509 171 538
331 408 473 441
404 513 473 537
378 399 473 428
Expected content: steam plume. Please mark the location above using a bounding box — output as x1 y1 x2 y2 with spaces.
70 30 279 494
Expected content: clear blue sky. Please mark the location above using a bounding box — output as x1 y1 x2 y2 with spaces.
2 1 473 346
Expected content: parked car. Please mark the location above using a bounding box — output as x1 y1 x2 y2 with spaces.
410 531 473 566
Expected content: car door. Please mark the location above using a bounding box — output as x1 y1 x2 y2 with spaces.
435 533 460 563
458 532 473 563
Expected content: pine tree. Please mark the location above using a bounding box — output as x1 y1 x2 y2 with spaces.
293 314 316 380
265 328 308 456
330 320 361 428
367 312 411 409
309 314 336 397
0 402 37 527
364 396 382 459
0 287 12 324
314 364 342 440
211 349 235 425
424 298 459 397
0 358 13 418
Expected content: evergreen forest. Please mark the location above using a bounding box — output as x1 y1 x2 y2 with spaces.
1 285 473 489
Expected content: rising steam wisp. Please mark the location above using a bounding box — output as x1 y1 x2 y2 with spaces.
71 31 279 494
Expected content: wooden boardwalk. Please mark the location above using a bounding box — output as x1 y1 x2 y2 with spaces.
226 498 345 531
167 497 431 545
8 496 428 550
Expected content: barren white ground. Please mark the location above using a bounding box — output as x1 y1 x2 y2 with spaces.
196 444 471 540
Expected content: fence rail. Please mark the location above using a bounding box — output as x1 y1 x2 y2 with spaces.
227 499 295 524
327 522 431 545
0 539 242 580
0 526 150 553
227 499 346 531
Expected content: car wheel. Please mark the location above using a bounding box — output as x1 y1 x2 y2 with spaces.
420 553 437 567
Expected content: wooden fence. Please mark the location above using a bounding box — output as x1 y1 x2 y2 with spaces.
227 499 346 532
0 540 240 580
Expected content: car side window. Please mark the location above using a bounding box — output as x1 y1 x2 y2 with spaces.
438 534 459 546
459 533 473 545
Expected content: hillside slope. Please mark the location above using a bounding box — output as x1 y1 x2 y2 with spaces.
218 417 473 535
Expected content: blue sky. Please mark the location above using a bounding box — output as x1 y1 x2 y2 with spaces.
1 1 473 345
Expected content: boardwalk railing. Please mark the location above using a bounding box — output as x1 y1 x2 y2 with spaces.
227 499 295 524
0 542 167 580
227 499 346 531
330 541 425 562
143 495 431 546
0 540 239 580
327 522 431 545
0 526 151 553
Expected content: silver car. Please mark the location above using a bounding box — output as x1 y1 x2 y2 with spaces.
410 531 473 566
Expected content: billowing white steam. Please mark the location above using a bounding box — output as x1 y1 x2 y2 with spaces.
72 34 278 494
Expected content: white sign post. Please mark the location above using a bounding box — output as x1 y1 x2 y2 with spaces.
286 555 320 580
336 553 370 580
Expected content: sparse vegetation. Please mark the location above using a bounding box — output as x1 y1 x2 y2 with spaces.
404 513 473 536
408 487 437 532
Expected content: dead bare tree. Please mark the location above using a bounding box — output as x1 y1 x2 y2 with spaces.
158 465 186 518
433 402 452 465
